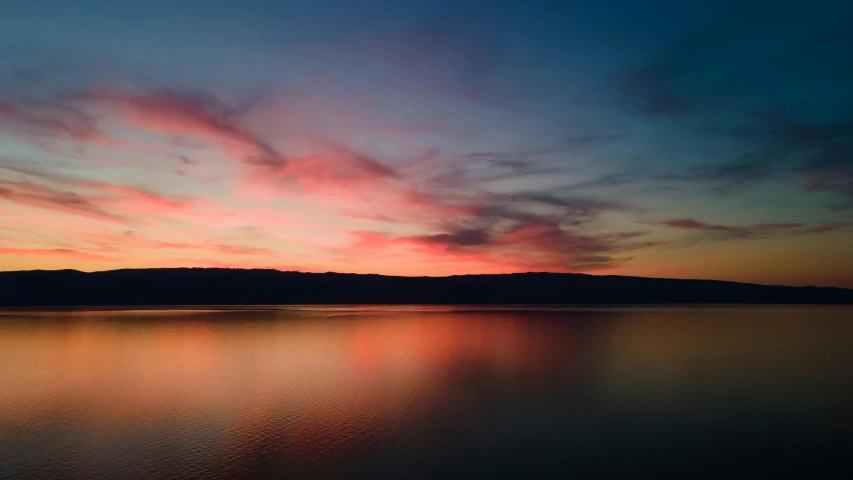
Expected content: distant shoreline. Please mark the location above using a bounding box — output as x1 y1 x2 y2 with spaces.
3 268 852 307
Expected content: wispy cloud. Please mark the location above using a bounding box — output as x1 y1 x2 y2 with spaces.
336 183 646 273
363 1 507 107
0 163 197 222
659 217 851 242
0 177 129 223
0 100 98 141
0 246 110 261
82 87 285 166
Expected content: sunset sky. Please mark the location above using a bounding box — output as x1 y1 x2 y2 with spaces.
1 0 852 287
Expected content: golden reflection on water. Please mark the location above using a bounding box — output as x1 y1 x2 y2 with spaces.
595 307 853 408
0 308 572 478
0 306 851 479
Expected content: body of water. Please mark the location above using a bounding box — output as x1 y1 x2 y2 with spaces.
1 305 851 479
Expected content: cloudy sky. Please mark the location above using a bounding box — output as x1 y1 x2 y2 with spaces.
1 0 852 286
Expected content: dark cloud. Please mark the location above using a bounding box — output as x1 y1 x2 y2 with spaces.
0 99 99 141
661 218 798 237
563 133 625 147
425 154 557 190
369 0 507 105
802 167 853 198
612 1 853 119
394 181 645 271
565 172 638 190
458 133 623 167
372 139 650 272
615 62 696 117
495 192 628 226
0 43 105 99
420 136 624 192
799 222 853 234
659 217 851 242
418 228 492 247
665 109 853 198
175 155 198 166
403 216 653 272
609 7 744 118
669 155 779 195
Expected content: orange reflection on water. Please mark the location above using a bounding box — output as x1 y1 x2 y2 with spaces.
0 308 569 477
3 306 851 479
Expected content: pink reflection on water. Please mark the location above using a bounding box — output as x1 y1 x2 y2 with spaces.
0 308 572 477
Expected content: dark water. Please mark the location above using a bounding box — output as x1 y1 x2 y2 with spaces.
1 306 851 479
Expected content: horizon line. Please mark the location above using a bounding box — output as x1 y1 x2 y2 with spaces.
3 267 849 291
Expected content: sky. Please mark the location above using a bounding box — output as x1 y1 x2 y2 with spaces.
1 0 852 287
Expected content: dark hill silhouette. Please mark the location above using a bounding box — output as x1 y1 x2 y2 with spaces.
1 268 852 306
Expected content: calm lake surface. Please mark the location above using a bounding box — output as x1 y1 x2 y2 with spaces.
1 305 851 479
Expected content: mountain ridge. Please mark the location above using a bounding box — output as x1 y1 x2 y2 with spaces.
2 268 852 306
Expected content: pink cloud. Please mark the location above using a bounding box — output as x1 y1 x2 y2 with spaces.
83 88 283 166
339 231 539 275
0 246 110 261
0 178 129 223
249 151 395 192
339 222 639 275
0 165 200 223
1 85 661 277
